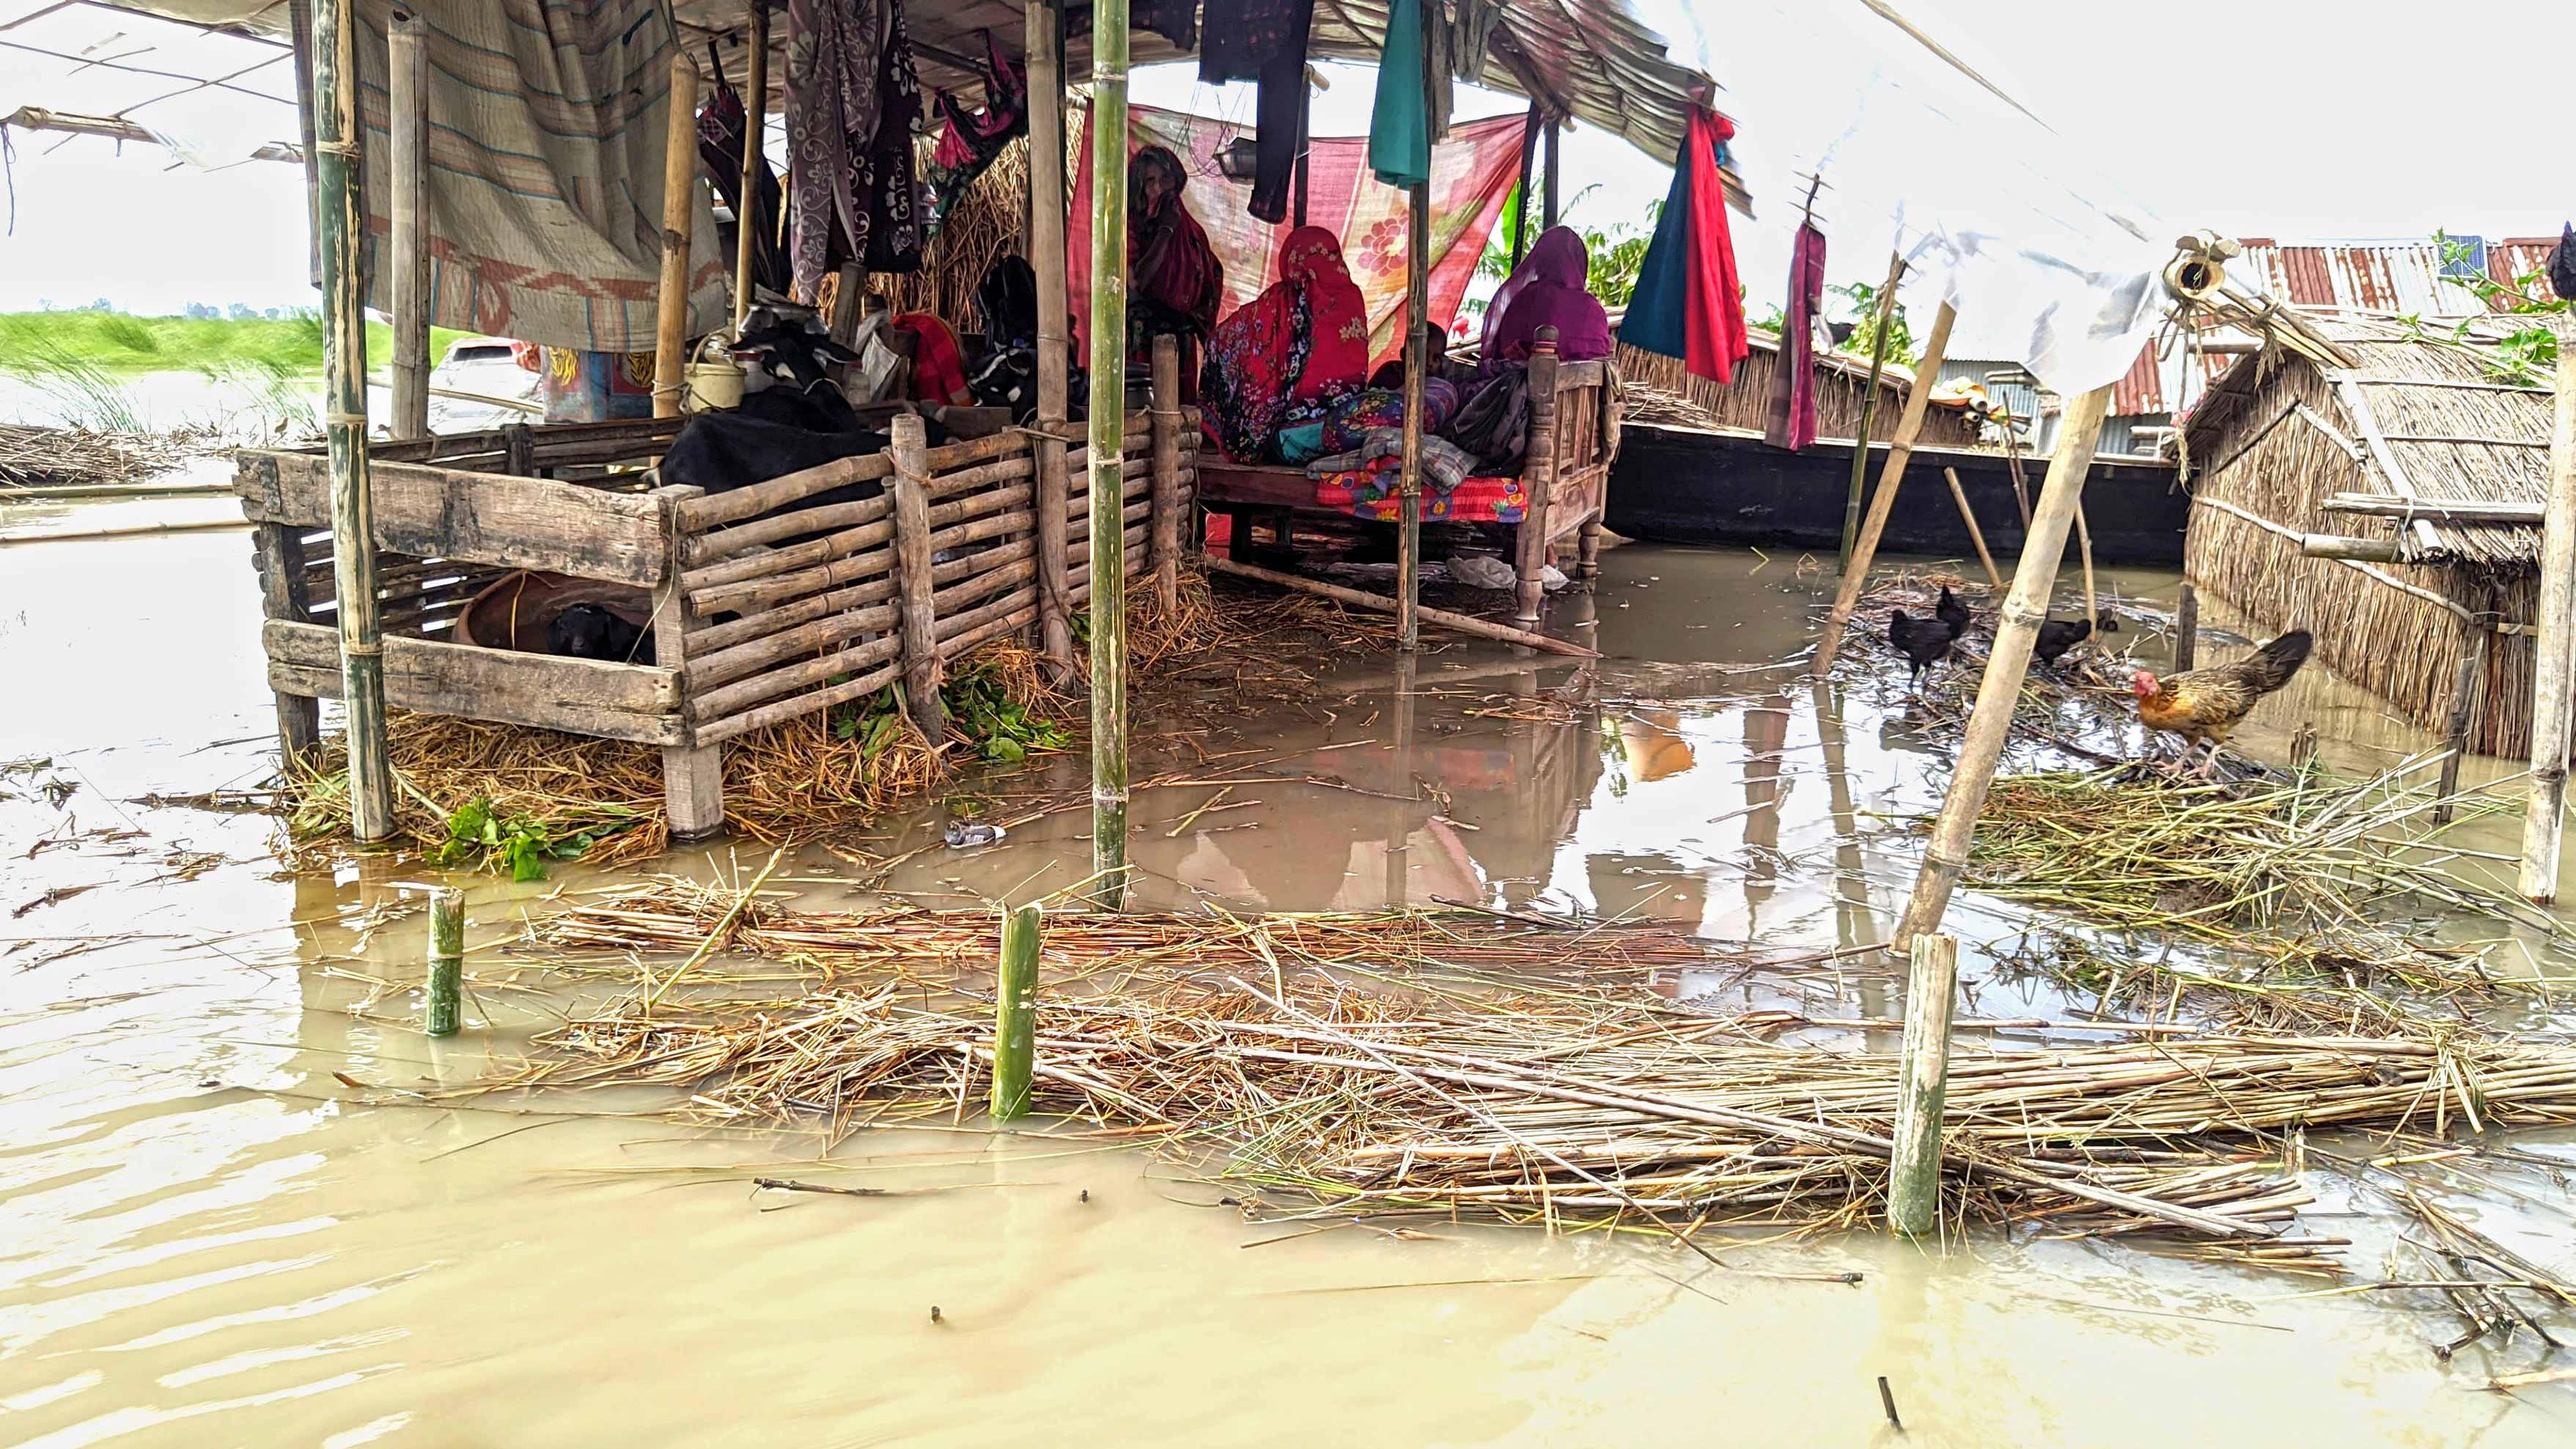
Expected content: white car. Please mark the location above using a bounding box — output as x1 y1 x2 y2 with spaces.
426 336 543 433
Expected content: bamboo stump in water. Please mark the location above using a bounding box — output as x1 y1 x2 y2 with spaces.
425 885 464 1037
990 903 1042 1121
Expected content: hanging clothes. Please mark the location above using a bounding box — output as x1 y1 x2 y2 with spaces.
1199 226 1368 462
1369 0 1429 188
1764 219 1828 451
1482 226 1612 369
854 0 925 275
925 30 1026 234
698 43 788 301
1622 108 1750 384
1201 0 1316 225
785 0 922 301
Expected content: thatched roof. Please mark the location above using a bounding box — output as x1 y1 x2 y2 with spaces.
2184 314 2555 571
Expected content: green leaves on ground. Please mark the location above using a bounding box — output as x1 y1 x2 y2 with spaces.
432 797 594 882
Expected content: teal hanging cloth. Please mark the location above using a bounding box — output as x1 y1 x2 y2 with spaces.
1369 0 1430 188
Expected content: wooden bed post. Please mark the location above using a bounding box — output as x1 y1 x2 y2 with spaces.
1086 0 1133 906
1894 383 2115 951
2519 315 2576 902
653 52 698 420
1149 334 1184 619
387 10 430 442
250 516 321 766
652 485 726 839
312 0 394 842
1811 299 1958 676
734 0 770 326
1027 0 1075 668
1513 331 1562 626
888 413 946 745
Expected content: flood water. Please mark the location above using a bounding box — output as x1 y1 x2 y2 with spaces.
4 517 2573 1445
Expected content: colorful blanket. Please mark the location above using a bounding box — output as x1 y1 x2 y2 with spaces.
1313 460 1528 525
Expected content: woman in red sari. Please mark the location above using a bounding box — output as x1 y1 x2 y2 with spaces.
1129 145 1223 385
1199 226 1369 462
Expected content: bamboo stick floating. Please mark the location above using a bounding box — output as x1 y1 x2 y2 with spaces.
1888 932 1958 1236
312 0 394 842
990 903 1042 1121
426 885 464 1036
2520 314 2576 904
653 52 697 419
1086 0 1133 908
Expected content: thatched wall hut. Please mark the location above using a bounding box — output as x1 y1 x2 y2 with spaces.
1615 330 1987 449
2180 314 2552 756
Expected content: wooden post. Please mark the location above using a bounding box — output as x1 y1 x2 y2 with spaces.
1086 0 1133 907
1512 333 1562 625
288 0 320 287
1540 119 1560 227
251 520 321 764
653 53 698 419
990 902 1042 1120
386 10 431 441
733 1 770 325
650 485 726 838
1149 334 1184 619
2519 317 2576 902
1839 252 1907 569
2174 581 2198 671
1894 384 2116 950
313 0 394 843
1811 300 1959 676
2074 498 2099 632
828 262 864 344
1397 183 1429 649
2435 642 2484 826
1942 465 2002 589
888 413 946 745
1887 932 1957 1236
425 884 464 1036
1027 0 1074 668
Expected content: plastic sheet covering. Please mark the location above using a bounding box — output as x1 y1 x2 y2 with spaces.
1630 0 2173 398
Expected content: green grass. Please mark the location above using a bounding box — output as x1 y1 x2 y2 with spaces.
0 311 474 377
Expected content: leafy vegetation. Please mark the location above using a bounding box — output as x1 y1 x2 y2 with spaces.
831 657 1072 765
1833 277 1917 369
430 797 602 882
2431 230 2566 386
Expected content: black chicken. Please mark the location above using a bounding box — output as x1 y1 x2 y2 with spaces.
2552 222 2576 304
1887 609 1959 688
1935 585 1973 635
2032 613 2122 665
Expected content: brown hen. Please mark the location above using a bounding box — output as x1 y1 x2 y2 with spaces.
2130 630 2313 775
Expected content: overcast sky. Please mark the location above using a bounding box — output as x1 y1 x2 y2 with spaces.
0 0 2566 320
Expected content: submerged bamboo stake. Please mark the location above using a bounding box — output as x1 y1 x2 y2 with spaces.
2519 318 2576 902
1895 383 2115 951
1942 466 2002 589
2174 581 2198 671
1838 251 1906 569
2437 643 2484 826
1028 0 1073 668
313 0 393 842
425 885 463 1036
1812 300 1958 676
1205 556 1597 657
386 11 430 441
990 902 1042 1120
1888 932 1958 1236
733 0 770 325
653 53 698 419
1086 0 1133 907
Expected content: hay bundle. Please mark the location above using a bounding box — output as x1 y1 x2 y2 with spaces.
0 423 193 489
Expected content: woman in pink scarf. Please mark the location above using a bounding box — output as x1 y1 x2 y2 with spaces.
1480 226 1613 370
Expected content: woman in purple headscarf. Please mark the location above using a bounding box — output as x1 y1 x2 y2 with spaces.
1479 226 1613 371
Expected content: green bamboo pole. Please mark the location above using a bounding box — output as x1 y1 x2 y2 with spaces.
312 0 395 841
1839 251 1906 571
425 885 464 1036
989 902 1042 1120
1887 932 1957 1235
1085 0 1131 907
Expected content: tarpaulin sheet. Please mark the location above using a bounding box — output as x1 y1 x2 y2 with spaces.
1070 104 1525 366
349 0 727 353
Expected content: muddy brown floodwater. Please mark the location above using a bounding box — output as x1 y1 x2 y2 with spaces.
3 517 2572 1446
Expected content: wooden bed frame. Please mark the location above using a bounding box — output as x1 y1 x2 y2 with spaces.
1192 332 1621 623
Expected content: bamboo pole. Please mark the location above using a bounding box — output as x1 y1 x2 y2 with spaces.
653 54 698 419
889 413 945 743
1894 383 2115 950
2518 318 2576 902
288 0 320 286
734 1 770 325
1150 334 1183 619
1838 252 1906 569
1540 119 1559 227
425 885 464 1036
2174 581 2198 671
312 0 393 843
386 12 430 441
1394 0 1435 650
1888 931 1957 1236
1811 299 1958 676
2074 498 2099 632
1941 466 2002 589
2435 642 2484 826
1086 0 1132 907
1206 556 1597 656
990 902 1042 1120
1028 0 1073 668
